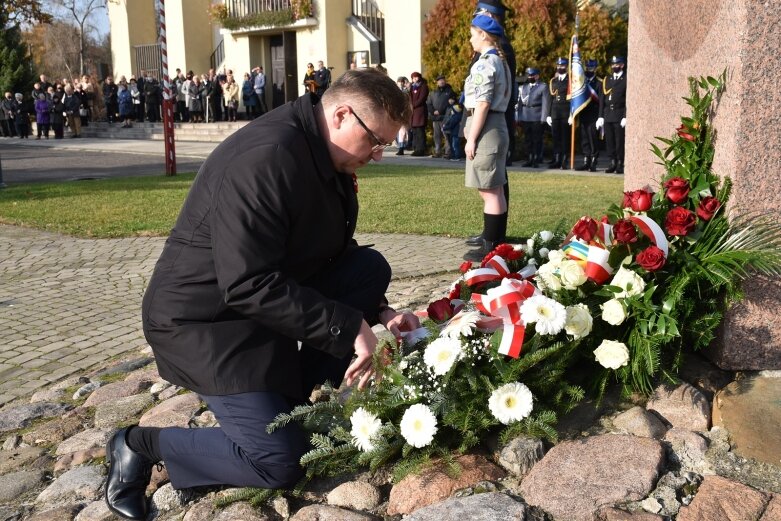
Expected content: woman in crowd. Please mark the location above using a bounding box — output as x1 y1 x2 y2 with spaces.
303 63 316 93
187 75 205 123
80 74 95 121
223 73 239 122
13 93 31 139
395 76 410 155
462 15 513 261
118 78 134 128
50 93 65 139
129 77 142 118
241 72 257 119
34 92 51 139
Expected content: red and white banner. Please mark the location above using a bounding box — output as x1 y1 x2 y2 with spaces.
472 278 539 358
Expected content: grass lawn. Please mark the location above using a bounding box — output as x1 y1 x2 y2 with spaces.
0 164 623 239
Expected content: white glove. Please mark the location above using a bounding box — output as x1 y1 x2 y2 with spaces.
567 116 573 126
595 117 604 129
620 118 626 128
546 116 552 127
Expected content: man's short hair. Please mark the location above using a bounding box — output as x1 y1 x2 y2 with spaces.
322 68 412 128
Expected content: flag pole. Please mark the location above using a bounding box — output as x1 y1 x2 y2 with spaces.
570 10 580 170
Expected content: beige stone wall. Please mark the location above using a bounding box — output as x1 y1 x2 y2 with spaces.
108 0 158 78
627 0 781 369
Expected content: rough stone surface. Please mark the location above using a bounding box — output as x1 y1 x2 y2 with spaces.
597 506 665 520
83 380 152 407
0 469 45 503
496 436 545 475
627 1 781 371
26 505 83 521
56 428 113 456
0 402 71 433
73 500 116 521
122 366 162 384
0 446 46 474
520 434 665 521
2 434 20 451
326 481 382 511
36 465 105 504
211 502 273 520
94 357 154 379
93 393 154 428
139 393 201 428
54 447 106 475
613 406 668 439
73 382 102 400
29 388 65 403
387 454 505 515
157 385 183 401
150 381 172 395
21 412 91 446
151 483 187 514
646 383 710 431
678 353 734 400
763 494 781 521
271 496 290 519
405 492 526 520
677 475 770 521
290 504 377 521
663 428 710 473
712 376 781 466
182 499 217 521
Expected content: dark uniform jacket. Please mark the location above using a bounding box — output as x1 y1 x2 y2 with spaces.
580 75 602 123
599 73 627 122
548 74 570 119
516 81 549 123
142 93 364 400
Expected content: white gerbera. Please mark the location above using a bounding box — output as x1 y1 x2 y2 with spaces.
423 336 463 375
399 404 438 448
441 310 481 339
349 407 382 452
488 382 534 424
565 304 593 339
520 295 567 335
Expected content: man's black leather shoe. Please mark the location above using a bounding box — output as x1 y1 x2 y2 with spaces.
105 427 153 520
465 234 483 246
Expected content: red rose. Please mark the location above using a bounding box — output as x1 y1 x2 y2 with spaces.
664 177 690 204
696 196 721 221
448 283 462 300
628 189 654 212
459 261 473 273
636 245 666 271
427 298 455 323
665 206 696 236
572 216 598 242
613 219 638 244
622 191 633 208
494 243 515 258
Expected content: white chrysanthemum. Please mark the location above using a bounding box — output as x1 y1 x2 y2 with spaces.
610 266 646 298
539 230 554 242
601 299 627 326
546 249 567 268
399 404 438 448
423 336 463 375
488 382 534 424
520 295 567 335
558 259 587 290
565 304 593 339
537 262 562 291
593 339 630 369
349 407 382 452
441 310 481 339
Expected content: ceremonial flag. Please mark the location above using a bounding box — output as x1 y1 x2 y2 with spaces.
568 34 590 119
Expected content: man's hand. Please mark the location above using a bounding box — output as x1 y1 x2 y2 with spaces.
382 311 422 344
344 320 378 390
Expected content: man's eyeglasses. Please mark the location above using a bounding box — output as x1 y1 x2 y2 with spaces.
350 108 393 152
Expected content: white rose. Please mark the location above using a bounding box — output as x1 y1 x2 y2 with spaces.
537 262 561 291
547 249 566 268
593 339 630 369
538 247 550 259
527 257 538 266
558 260 587 290
565 304 593 338
610 266 646 298
525 238 535 255
601 299 627 326
539 230 554 242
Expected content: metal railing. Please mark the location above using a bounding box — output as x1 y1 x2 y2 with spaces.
225 0 293 18
352 0 384 40
210 40 225 71
134 43 162 80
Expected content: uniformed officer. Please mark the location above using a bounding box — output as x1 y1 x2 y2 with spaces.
547 57 570 169
575 59 602 171
597 55 627 173
516 67 548 168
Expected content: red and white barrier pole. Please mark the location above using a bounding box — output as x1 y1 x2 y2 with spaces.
159 0 176 176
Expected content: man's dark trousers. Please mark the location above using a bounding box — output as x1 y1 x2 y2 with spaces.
605 122 625 164
157 246 391 490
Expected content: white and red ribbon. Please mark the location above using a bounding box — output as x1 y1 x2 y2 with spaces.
471 278 539 358
584 246 613 284
464 256 511 286
630 215 669 258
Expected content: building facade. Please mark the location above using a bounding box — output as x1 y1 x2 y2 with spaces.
109 0 436 110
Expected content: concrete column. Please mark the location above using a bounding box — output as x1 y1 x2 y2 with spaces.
626 0 781 369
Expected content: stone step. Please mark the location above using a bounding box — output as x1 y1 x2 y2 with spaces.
33 121 248 143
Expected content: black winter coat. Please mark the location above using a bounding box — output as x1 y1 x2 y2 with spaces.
142 93 365 400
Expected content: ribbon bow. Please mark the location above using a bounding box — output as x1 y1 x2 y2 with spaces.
471 278 539 358
464 256 537 287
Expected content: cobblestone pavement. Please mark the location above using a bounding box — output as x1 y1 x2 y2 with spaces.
0 224 468 406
